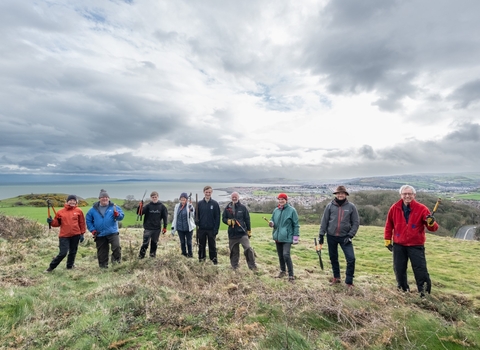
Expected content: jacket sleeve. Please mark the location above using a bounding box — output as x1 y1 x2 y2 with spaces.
78 210 86 233
319 204 330 235
86 209 95 233
245 207 251 231
291 208 300 236
162 205 168 229
348 204 360 237
222 206 229 225
51 211 62 228
384 206 394 240
115 205 125 221
214 202 221 231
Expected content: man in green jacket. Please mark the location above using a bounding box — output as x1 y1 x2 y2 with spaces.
269 193 300 282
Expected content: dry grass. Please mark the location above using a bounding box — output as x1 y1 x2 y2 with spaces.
1 215 480 349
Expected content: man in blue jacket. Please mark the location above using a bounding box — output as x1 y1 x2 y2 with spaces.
86 189 125 268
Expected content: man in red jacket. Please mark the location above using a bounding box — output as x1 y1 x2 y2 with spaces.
45 195 86 272
384 185 439 296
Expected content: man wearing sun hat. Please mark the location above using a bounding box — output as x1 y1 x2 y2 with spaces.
319 185 359 288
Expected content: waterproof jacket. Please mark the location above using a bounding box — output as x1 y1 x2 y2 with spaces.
140 201 168 230
171 202 196 233
319 199 359 238
270 203 300 243
51 204 86 238
86 201 124 237
222 200 251 239
384 199 439 246
196 198 221 232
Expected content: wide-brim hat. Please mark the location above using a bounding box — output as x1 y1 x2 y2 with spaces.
333 185 349 196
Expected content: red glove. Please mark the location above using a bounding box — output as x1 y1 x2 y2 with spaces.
113 211 119 218
162 228 167 234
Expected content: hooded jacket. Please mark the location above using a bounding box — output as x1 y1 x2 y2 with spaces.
222 200 251 239
141 201 168 230
86 201 124 237
51 203 86 238
384 199 439 246
270 203 300 243
171 201 196 233
319 199 359 238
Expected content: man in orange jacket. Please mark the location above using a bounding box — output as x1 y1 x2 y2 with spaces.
45 195 86 272
384 185 439 296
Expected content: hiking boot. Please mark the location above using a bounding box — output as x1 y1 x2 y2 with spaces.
346 283 354 288
276 271 287 278
44 268 53 273
66 265 76 270
288 276 295 283
329 277 341 285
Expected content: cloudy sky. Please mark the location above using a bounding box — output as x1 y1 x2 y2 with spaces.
2 0 480 182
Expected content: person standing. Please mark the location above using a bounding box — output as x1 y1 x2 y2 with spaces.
86 189 124 268
319 186 359 287
45 195 86 272
222 192 257 270
269 193 300 282
195 185 221 264
384 185 439 296
137 191 168 258
171 192 195 258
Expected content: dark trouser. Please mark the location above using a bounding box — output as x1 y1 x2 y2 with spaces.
95 233 121 268
197 229 217 264
139 229 161 258
327 235 356 285
276 242 294 277
178 230 193 257
49 236 81 270
393 244 431 294
229 235 256 269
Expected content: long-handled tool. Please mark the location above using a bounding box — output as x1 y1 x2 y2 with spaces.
262 216 270 224
314 238 324 270
136 190 147 221
47 199 57 230
431 198 442 215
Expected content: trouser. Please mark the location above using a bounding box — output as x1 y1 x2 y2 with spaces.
197 229 217 264
393 244 431 294
178 230 193 257
139 229 161 258
229 235 256 269
327 235 356 285
96 233 121 268
49 236 81 270
276 242 294 277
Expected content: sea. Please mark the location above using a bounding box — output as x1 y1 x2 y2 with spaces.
0 181 283 202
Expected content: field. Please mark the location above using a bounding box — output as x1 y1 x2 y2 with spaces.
1 211 480 349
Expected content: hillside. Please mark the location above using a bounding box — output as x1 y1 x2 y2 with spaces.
1 215 479 349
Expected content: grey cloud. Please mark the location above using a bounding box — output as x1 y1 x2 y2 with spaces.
448 79 480 109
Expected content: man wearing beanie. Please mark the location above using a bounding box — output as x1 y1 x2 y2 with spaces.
195 185 221 264
269 193 300 282
319 185 359 288
45 194 86 272
136 191 168 258
86 189 125 268
171 192 195 257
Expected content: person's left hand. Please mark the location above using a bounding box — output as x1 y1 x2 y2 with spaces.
113 211 119 218
426 215 435 226
247 230 252 239
293 236 299 244
79 234 84 243
162 228 167 234
344 236 352 245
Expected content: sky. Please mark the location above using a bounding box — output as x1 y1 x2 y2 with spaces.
2 0 480 182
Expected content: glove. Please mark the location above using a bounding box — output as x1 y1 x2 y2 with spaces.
113 210 119 218
343 236 352 245
227 219 235 227
319 234 324 245
293 236 299 244
426 215 435 226
162 228 167 234
268 221 274 228
47 217 53 224
91 230 98 241
247 230 252 239
79 234 84 243
385 240 393 252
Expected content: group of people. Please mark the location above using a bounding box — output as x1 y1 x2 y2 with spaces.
44 184 439 297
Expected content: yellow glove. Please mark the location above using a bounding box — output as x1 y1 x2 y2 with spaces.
227 219 235 227
385 240 393 252
426 215 435 227
247 230 252 239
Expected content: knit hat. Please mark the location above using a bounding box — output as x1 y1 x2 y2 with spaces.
180 192 189 199
277 193 288 200
333 185 349 196
67 194 77 202
99 189 109 198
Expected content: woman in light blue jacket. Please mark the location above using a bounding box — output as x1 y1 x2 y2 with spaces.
171 192 196 257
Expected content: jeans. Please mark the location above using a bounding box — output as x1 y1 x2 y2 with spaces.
276 242 294 277
197 229 217 264
327 235 356 284
178 230 193 257
139 229 161 258
49 236 81 270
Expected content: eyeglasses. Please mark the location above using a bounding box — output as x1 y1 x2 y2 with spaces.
401 193 414 196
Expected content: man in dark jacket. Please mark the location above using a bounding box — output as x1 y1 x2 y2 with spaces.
319 186 359 288
384 185 439 296
196 185 220 264
222 192 256 270
137 191 168 258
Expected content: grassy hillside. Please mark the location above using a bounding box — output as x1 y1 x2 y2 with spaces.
1 214 479 349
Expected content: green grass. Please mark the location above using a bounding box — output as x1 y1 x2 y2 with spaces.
1 213 480 349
